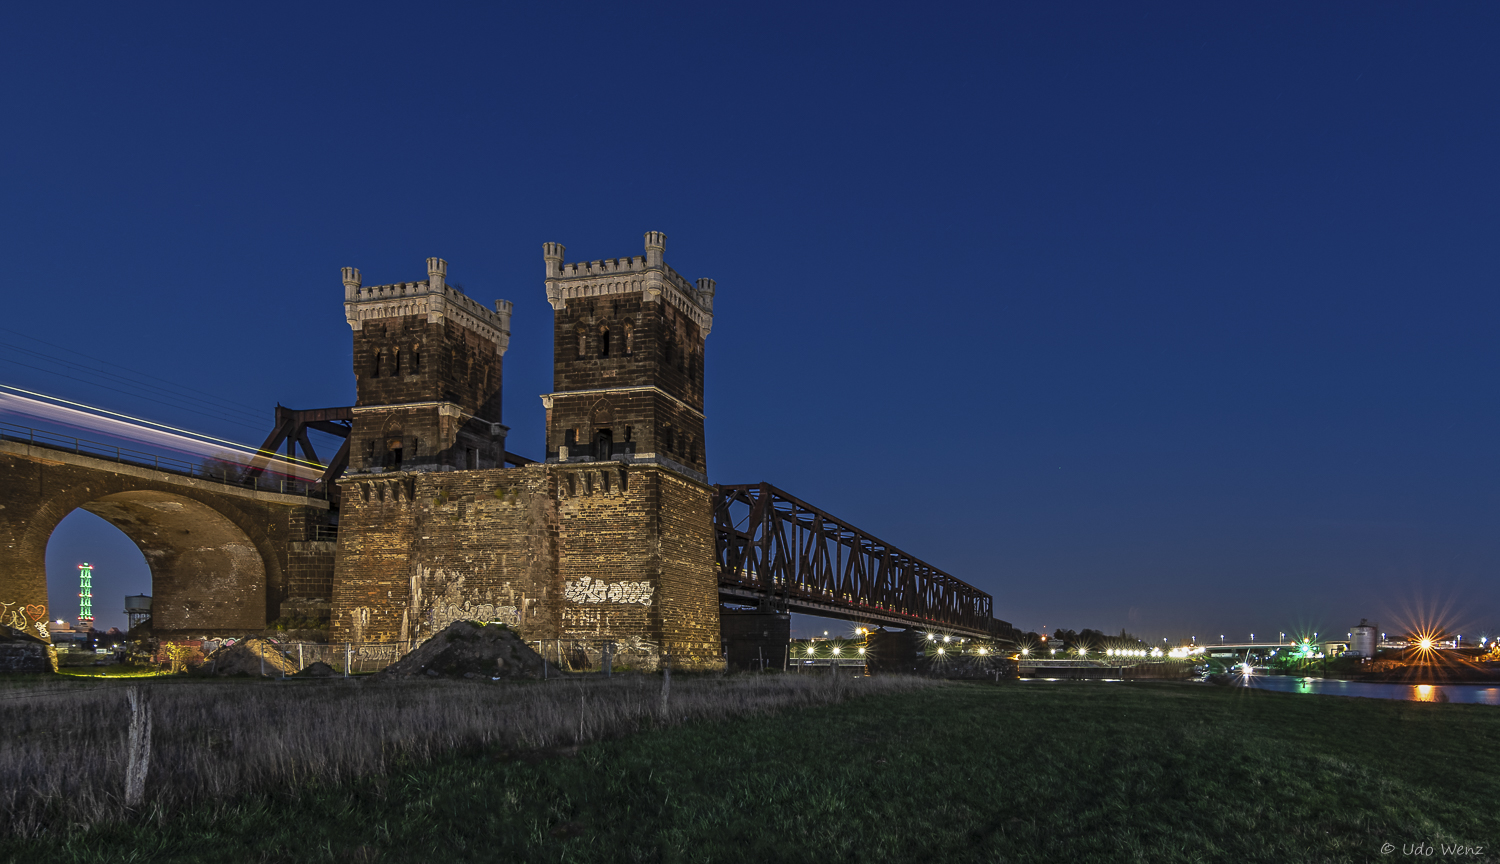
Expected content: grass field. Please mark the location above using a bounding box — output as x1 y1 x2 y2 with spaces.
4 678 1498 863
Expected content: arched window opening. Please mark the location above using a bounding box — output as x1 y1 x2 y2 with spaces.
595 427 613 460
624 426 633 443
599 327 611 358
394 349 402 376
372 351 384 378
411 347 421 374
387 438 403 470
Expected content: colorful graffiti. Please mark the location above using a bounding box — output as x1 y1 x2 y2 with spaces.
0 601 49 639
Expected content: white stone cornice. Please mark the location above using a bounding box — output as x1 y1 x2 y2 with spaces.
344 280 514 355
546 262 714 335
540 386 705 419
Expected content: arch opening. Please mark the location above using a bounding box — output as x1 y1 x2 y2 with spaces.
44 509 150 637
42 491 268 639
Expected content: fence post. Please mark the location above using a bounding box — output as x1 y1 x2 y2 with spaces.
659 653 671 715
298 643 304 670
345 642 351 677
125 687 152 807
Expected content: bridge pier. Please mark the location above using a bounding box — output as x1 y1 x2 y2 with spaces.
719 604 790 671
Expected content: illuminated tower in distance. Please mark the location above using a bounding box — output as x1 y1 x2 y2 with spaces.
76 563 93 631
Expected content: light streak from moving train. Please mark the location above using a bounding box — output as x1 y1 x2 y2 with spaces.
0 384 323 481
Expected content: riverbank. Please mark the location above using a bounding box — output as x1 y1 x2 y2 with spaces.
4 679 1496 863
1266 662 1500 685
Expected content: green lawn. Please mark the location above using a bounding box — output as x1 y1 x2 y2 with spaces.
8 680 1499 863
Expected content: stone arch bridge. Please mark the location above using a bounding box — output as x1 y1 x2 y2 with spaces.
0 430 335 641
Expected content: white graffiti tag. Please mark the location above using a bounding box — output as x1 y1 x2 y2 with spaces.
564 577 654 606
428 600 520 631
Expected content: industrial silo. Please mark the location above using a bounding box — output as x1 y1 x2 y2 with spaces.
1350 619 1377 658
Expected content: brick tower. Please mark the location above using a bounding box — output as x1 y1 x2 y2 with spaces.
330 240 723 670
541 232 722 668
342 258 513 472
542 232 712 480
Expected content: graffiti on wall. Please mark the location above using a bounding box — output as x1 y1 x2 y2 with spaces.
430 599 520 632
400 566 524 644
0 601 48 639
564 577 654 606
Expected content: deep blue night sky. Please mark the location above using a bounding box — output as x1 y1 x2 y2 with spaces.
3 3 1497 641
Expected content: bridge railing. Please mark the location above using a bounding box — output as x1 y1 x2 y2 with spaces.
0 421 326 499
712 482 994 634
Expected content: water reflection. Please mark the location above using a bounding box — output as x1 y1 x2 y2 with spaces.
1246 675 1500 705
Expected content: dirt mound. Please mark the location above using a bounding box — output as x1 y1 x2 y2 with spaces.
382 621 548 679
201 638 299 677
295 660 338 678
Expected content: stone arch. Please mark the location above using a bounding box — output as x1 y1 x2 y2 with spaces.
7 478 281 639
590 399 615 428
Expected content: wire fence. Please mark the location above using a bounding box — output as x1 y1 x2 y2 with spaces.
153 638 414 675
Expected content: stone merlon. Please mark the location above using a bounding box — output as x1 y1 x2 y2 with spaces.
543 232 716 335
343 258 513 355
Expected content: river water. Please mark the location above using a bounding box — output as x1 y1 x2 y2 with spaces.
1243 674 1500 705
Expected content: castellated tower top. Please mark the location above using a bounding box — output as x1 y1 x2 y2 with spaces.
343 258 513 355
542 231 715 335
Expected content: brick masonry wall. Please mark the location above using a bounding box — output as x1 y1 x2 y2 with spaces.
350 316 506 472
331 463 723 670
548 294 707 474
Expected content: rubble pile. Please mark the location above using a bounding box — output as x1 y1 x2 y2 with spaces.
382 621 549 679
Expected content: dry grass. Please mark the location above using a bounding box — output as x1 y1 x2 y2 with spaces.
0 670 938 838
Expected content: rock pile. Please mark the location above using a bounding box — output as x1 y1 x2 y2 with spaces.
382 621 549 679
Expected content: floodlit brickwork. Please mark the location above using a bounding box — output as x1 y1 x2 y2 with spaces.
541 233 712 480
331 237 724 670
343 259 513 474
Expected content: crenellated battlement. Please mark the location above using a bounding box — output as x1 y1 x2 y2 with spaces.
542 232 715 334
343 260 513 354
558 256 649 278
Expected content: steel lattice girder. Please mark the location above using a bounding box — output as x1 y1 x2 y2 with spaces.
712 483 994 635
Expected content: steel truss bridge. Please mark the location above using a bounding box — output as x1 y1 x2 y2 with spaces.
712 483 1000 638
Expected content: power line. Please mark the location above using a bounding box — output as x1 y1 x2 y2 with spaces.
0 327 273 429
0 354 265 435
0 341 267 428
